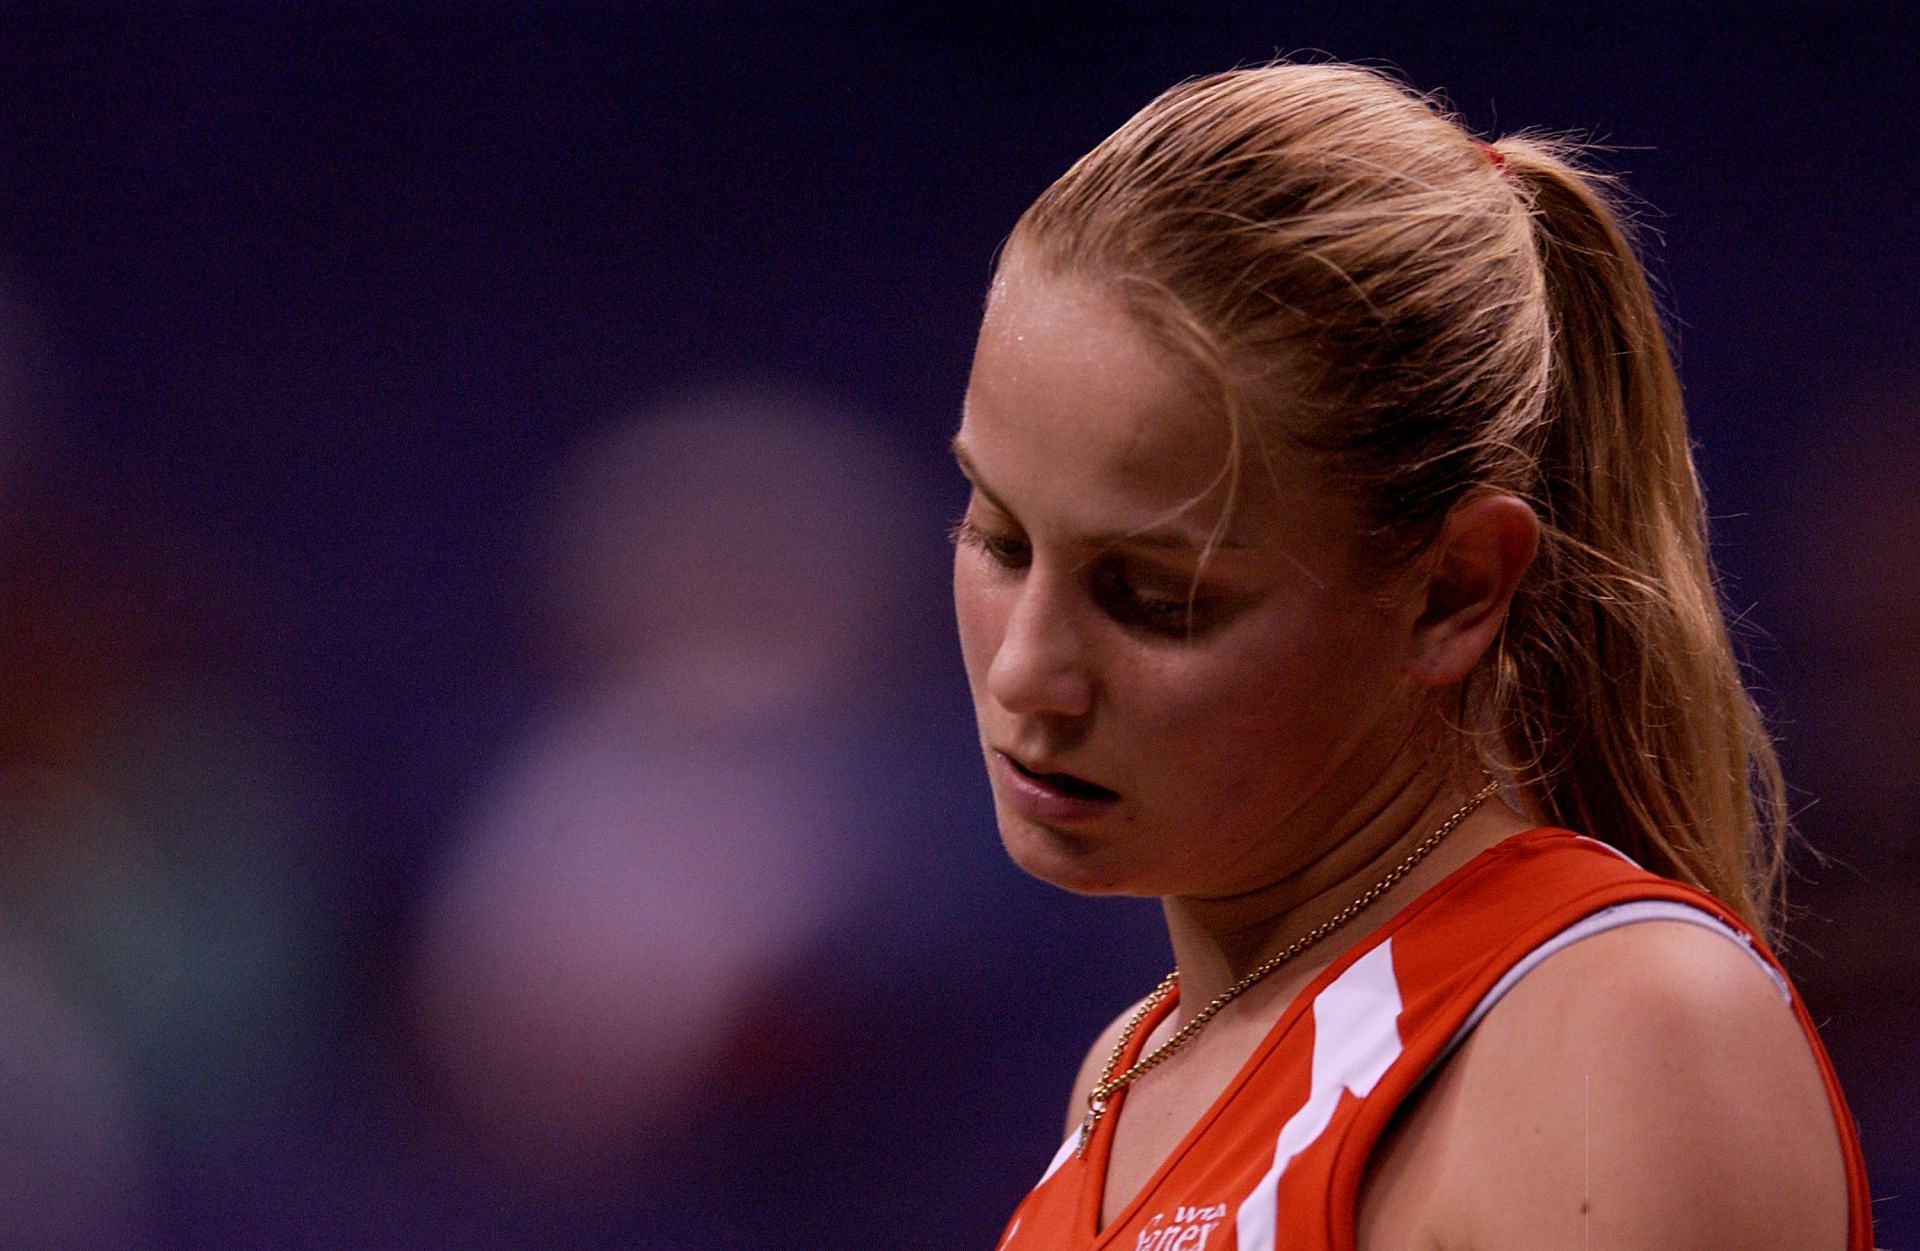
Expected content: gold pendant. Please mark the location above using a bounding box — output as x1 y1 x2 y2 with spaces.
1075 1097 1105 1157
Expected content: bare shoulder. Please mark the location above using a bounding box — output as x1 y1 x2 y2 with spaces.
1406 919 1850 1250
1062 993 1157 1139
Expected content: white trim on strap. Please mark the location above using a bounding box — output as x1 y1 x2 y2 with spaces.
1035 1129 1077 1189
1439 899 1789 1067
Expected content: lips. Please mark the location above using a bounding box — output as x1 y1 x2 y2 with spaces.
1005 754 1117 799
990 749 1121 824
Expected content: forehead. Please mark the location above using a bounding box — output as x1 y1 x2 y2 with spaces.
962 261 1228 503
959 260 1344 555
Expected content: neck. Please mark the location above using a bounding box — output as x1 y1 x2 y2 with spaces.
1158 735 1519 1019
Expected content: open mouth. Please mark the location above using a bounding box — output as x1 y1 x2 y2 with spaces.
1004 754 1119 801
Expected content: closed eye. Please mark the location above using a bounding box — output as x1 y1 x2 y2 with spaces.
952 509 1240 640
949 517 1031 570
1090 559 1218 639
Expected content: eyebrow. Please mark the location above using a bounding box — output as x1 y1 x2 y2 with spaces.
950 433 1251 555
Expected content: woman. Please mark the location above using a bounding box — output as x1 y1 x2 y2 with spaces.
953 64 1873 1249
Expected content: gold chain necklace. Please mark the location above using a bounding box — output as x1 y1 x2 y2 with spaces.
1074 774 1499 1157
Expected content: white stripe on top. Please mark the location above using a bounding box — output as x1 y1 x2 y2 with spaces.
1232 897 1785 1250
1236 939 1406 1251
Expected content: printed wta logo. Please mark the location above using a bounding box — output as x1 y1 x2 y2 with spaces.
1134 1203 1227 1250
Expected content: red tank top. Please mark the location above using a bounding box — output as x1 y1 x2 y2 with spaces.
993 828 1873 1251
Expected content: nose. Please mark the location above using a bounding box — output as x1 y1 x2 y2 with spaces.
985 569 1096 720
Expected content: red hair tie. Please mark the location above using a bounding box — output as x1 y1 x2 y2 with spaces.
1478 141 1508 174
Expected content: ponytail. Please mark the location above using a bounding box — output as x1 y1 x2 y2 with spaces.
1485 140 1790 940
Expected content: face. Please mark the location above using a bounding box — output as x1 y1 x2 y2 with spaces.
953 257 1425 900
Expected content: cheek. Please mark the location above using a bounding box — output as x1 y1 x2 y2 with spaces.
1139 613 1388 778
952 558 1002 692
1165 653 1322 752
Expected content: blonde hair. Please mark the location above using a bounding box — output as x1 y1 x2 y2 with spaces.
1005 63 1789 939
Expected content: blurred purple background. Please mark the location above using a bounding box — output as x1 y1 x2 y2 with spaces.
0 6 1913 1248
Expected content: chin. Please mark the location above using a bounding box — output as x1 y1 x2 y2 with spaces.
996 813 1144 897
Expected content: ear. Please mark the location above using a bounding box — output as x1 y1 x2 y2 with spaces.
1406 494 1539 686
